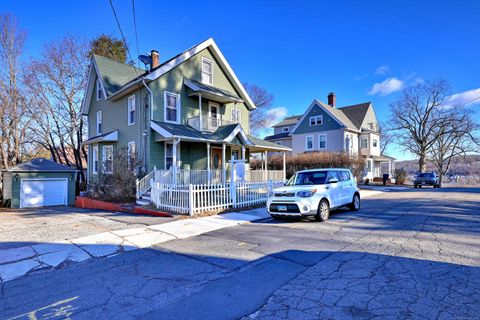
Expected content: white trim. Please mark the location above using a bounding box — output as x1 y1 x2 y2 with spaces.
82 130 118 145
164 91 181 123
81 59 108 115
318 134 327 149
224 124 253 145
146 38 256 110
201 57 213 85
164 141 181 170
96 110 102 135
128 141 136 171
309 115 323 126
92 146 98 174
20 178 68 209
127 95 136 125
305 135 314 151
102 145 114 174
96 79 103 101
208 101 220 119
150 121 173 138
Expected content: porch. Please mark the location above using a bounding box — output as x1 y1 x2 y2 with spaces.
364 155 396 181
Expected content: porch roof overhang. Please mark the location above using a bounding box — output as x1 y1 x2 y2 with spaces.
373 154 396 162
150 121 292 152
82 130 118 145
184 79 244 104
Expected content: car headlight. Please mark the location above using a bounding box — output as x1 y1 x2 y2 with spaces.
297 189 317 197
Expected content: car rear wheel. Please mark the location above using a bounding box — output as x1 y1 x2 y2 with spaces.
350 193 360 211
316 199 330 222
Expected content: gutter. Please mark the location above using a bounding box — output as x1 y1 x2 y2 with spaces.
142 79 153 171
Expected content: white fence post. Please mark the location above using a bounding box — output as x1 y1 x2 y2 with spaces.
189 184 194 216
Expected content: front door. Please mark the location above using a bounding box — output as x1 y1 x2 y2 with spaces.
209 102 220 130
211 148 222 170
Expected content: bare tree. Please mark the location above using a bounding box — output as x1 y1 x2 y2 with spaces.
243 83 275 135
379 122 394 155
428 107 479 186
24 36 89 183
0 14 31 169
389 79 451 172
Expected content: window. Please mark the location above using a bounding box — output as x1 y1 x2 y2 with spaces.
309 115 323 126
232 150 239 160
373 139 378 148
367 159 372 172
96 79 103 100
337 171 351 181
165 143 173 169
92 146 98 174
103 145 113 174
202 57 213 85
128 95 135 125
232 108 241 123
128 141 136 171
361 136 368 148
318 134 327 149
305 136 314 151
282 127 289 133
164 92 180 123
96 111 102 135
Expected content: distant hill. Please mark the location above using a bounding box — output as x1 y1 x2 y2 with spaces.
396 154 480 175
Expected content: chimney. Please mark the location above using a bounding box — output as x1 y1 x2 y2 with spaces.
327 92 336 108
150 50 159 71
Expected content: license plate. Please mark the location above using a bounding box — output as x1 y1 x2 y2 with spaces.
278 205 288 211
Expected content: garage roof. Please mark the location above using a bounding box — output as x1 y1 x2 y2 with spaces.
4 158 77 172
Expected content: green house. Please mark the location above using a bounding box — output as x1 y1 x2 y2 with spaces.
81 38 291 200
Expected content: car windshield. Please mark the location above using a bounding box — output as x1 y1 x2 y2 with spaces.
286 171 328 186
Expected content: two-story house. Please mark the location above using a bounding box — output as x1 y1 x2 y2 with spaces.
81 38 291 198
265 93 395 180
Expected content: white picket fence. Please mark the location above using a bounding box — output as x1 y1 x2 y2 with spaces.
150 180 283 215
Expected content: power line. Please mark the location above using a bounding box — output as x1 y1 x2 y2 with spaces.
132 0 140 69
108 0 138 73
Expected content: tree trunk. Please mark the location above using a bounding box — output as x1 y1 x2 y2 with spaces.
418 155 426 173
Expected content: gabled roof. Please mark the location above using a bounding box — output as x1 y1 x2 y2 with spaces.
272 115 302 128
94 55 144 97
339 102 372 129
4 158 77 172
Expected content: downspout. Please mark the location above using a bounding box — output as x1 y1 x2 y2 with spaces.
142 79 153 173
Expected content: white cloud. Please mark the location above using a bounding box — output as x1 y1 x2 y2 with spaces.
445 88 480 107
266 107 288 125
368 77 404 96
374 65 391 75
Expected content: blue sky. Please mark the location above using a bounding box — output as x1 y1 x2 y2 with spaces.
3 0 480 160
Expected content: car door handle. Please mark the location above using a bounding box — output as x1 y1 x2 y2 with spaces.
325 186 329 190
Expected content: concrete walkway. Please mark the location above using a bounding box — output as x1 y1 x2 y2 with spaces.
0 190 377 283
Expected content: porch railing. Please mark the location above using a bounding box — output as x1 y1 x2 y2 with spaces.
136 168 156 199
187 116 235 132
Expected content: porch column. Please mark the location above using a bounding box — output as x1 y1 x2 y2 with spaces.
264 150 268 181
172 138 179 185
222 143 226 184
207 142 211 183
388 160 392 177
198 94 203 131
282 151 286 181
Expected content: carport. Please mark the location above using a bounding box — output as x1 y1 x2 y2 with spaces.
1 158 77 208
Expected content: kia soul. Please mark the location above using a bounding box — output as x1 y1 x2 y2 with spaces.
267 169 360 221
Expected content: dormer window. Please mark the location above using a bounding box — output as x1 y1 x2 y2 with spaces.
96 79 103 100
202 57 213 85
309 115 323 126
282 127 289 133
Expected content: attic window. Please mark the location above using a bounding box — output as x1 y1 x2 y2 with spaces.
282 127 289 133
309 115 323 126
96 79 103 100
202 57 213 85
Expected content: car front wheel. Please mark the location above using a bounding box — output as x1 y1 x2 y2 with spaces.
350 193 360 211
316 199 330 222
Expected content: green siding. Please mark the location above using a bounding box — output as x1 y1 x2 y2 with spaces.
87 74 146 180
9 172 76 208
2 172 12 201
149 48 250 133
294 103 342 134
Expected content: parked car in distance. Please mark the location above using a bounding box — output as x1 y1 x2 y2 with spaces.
267 168 360 222
414 172 440 188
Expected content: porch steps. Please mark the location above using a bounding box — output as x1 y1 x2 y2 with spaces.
136 190 152 206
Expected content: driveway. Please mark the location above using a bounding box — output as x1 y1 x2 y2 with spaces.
1 187 479 319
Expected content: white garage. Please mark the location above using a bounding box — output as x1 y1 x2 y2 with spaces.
1 158 77 209
20 179 68 208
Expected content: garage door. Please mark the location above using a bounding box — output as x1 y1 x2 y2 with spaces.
20 179 68 208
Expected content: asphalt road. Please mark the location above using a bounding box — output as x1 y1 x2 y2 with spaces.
1 187 479 320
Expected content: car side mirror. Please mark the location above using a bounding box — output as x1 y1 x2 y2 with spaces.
328 178 338 184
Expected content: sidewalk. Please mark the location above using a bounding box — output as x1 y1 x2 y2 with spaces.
0 209 269 282
0 190 379 283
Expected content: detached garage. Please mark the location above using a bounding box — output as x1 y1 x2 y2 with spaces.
1 158 77 208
